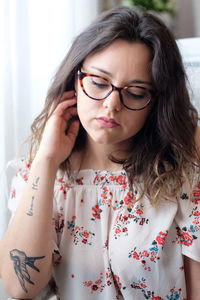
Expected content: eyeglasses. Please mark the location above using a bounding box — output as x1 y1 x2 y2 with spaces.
78 70 153 111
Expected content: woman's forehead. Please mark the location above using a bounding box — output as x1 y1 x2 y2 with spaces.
82 40 153 84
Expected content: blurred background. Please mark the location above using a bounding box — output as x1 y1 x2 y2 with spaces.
0 0 200 298
102 0 200 38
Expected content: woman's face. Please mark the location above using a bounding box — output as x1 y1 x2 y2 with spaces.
76 39 153 148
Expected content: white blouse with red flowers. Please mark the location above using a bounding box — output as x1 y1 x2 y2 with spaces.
8 158 200 300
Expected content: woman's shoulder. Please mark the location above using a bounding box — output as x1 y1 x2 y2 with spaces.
9 157 128 188
8 157 31 182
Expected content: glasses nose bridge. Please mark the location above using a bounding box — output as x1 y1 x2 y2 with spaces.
110 83 123 98
105 83 124 109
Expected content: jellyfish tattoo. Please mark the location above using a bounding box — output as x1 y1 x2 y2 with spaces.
10 249 45 293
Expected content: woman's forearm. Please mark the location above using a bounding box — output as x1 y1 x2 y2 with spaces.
184 255 200 300
0 156 58 299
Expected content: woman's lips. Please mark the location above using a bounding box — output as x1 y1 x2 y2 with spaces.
96 117 119 128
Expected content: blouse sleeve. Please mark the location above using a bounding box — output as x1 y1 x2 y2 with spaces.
7 158 60 264
175 171 200 262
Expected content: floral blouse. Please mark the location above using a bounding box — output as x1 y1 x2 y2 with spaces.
8 158 200 300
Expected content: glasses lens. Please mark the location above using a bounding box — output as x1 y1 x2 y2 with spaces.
83 76 112 100
122 86 151 110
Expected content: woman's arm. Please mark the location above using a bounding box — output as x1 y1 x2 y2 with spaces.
184 255 200 300
0 91 79 299
0 158 57 299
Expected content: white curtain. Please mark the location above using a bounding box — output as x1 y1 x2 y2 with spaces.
0 0 100 239
177 37 200 113
0 1 100 298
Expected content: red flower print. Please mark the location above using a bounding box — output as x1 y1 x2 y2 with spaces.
114 275 122 289
83 231 89 238
140 283 147 288
76 177 83 185
151 297 162 300
101 193 107 199
194 211 200 216
124 191 135 205
95 279 102 285
141 260 146 264
181 232 193 246
103 186 108 192
116 175 123 184
150 257 155 262
193 219 199 224
122 227 127 232
84 280 92 287
11 189 16 198
156 230 168 245
136 209 143 215
141 250 149 257
92 204 102 219
192 189 200 203
23 172 29 181
82 239 87 244
122 216 128 222
132 251 140 260
60 186 66 195
107 281 112 286
25 161 30 169
115 228 121 234
156 236 165 245
109 176 115 181
139 218 145 225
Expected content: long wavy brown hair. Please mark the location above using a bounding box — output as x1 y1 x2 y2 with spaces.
29 6 199 204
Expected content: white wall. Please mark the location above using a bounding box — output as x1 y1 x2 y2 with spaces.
193 0 200 36
175 0 200 38
0 1 99 298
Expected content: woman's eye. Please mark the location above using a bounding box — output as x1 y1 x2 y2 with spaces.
128 92 145 99
91 78 109 89
126 87 147 99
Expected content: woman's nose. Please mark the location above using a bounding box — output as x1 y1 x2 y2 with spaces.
102 90 122 112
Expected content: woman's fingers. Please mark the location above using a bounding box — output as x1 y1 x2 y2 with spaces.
60 90 76 101
52 97 77 118
49 90 76 116
67 119 80 142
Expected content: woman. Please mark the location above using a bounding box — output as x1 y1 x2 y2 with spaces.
0 6 200 300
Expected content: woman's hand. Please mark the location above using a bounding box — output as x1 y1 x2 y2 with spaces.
36 91 80 168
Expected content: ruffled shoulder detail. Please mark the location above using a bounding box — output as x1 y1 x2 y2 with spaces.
55 169 129 188
9 157 31 182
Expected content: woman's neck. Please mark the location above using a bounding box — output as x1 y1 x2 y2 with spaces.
70 137 131 171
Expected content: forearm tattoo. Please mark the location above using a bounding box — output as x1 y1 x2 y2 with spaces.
10 249 45 293
27 196 35 216
32 177 40 190
27 177 40 217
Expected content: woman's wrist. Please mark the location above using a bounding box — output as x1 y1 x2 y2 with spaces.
33 152 60 175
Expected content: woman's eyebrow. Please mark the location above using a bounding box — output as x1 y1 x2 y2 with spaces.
90 66 153 86
90 66 113 77
129 79 153 86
